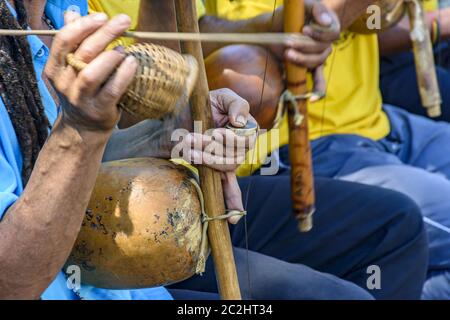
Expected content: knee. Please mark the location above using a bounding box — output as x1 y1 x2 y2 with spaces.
422 271 450 300
382 190 429 267
256 262 374 300
382 190 426 241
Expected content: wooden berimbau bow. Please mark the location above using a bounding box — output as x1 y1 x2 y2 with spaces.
284 0 315 232
173 0 241 300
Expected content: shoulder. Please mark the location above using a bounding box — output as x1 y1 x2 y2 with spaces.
45 1 89 29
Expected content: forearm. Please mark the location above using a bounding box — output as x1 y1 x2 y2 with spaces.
199 0 375 57
379 9 450 56
0 119 109 299
378 17 412 55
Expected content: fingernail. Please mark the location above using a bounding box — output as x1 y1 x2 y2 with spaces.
302 26 312 37
310 92 325 103
286 49 295 59
125 55 137 66
235 115 247 127
320 12 333 26
93 13 108 22
116 14 131 24
113 45 125 54
309 95 320 103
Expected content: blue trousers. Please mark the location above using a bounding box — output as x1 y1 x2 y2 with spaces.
280 104 450 299
169 175 428 300
380 42 450 121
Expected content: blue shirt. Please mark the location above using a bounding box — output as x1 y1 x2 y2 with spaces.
0 0 172 300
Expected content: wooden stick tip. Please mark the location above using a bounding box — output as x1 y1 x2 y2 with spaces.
298 217 313 233
427 105 442 118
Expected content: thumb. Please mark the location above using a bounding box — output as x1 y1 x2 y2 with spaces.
215 77 251 128
310 66 326 103
311 2 333 27
221 172 245 225
64 9 82 25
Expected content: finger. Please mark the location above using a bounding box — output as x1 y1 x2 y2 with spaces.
45 13 109 79
285 37 330 54
183 132 212 150
203 145 246 166
227 96 250 128
74 50 127 97
74 14 132 63
311 1 333 27
97 55 138 106
221 172 244 224
213 128 255 154
311 66 326 102
284 46 332 69
64 10 81 25
212 88 250 128
306 2 341 42
182 132 249 159
184 149 244 172
303 24 340 43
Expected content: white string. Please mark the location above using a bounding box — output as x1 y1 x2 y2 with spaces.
423 217 450 234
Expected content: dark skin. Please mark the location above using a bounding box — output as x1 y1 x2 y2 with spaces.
134 0 342 97
200 0 378 122
199 0 377 58
134 0 376 110
199 0 339 95
198 0 378 95
378 7 450 56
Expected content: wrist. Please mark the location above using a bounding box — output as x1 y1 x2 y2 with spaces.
54 117 111 151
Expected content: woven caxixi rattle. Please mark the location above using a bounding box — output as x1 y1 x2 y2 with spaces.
66 43 199 120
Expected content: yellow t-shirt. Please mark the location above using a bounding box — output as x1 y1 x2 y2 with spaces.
204 0 283 18
201 0 389 175
423 0 438 11
88 0 141 47
88 0 206 47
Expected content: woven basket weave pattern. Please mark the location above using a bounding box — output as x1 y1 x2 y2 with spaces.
119 43 198 120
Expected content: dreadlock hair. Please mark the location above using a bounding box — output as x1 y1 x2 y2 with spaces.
0 0 50 186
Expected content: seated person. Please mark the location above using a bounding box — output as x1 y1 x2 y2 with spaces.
197 0 450 300
0 0 426 300
379 0 450 121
